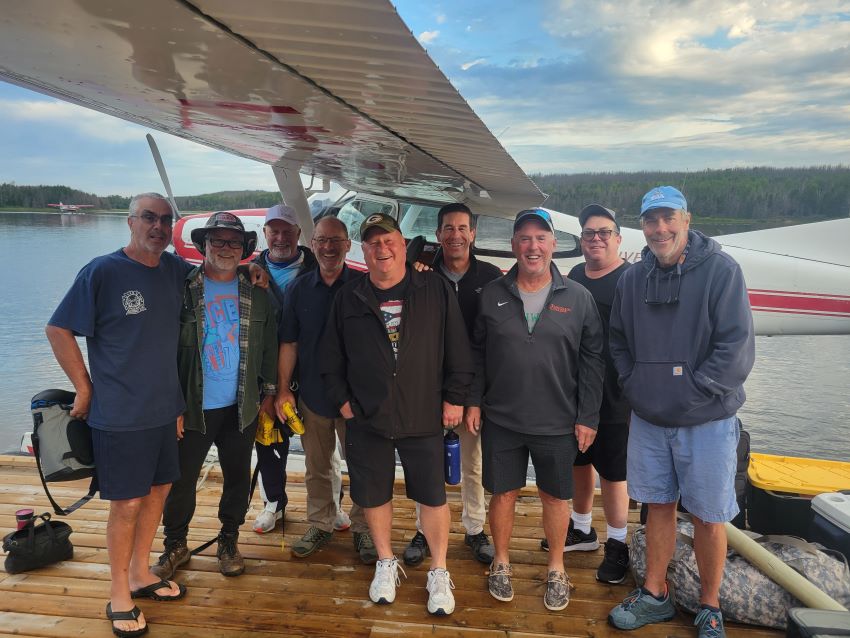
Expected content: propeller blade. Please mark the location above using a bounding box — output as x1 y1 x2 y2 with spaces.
145 133 180 218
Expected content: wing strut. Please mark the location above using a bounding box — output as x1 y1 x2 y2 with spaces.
146 134 181 219
272 166 314 237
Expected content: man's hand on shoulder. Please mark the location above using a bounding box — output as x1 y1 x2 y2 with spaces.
246 262 269 288
412 261 432 273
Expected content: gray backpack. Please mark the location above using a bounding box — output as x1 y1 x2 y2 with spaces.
31 389 97 515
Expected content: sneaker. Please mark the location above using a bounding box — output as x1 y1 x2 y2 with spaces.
608 587 676 630
369 557 405 604
217 532 244 577
464 531 495 564
353 530 378 564
151 539 190 580
402 531 429 566
487 562 514 602
333 509 351 532
540 520 600 552
426 568 456 616
292 526 333 558
543 570 571 611
597 538 630 584
253 501 283 534
694 607 725 638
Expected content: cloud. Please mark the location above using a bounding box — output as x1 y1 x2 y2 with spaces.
461 58 487 71
0 99 141 143
418 30 440 44
436 13 447 24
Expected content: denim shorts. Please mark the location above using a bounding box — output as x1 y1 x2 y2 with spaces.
627 412 740 523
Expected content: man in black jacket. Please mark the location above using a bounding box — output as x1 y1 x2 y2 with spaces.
466 208 604 613
321 213 473 616
404 203 501 567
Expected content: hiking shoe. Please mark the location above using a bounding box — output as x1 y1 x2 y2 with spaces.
543 570 571 611
695 607 725 638
369 557 405 604
151 539 190 580
333 509 351 532
402 531 429 566
217 532 245 577
597 538 630 584
292 526 333 558
464 531 495 564
426 568 456 616
253 500 283 534
541 520 600 552
608 587 676 630
488 562 514 602
353 530 379 565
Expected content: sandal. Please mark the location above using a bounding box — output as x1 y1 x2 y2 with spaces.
105 602 148 638
131 579 187 601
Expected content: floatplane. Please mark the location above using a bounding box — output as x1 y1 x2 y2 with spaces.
0 2 848 635
47 202 94 214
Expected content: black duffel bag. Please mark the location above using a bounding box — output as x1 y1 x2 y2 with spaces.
2 512 73 574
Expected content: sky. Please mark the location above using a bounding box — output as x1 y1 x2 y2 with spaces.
1 0 849 196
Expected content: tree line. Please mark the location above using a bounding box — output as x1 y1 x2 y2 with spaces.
533 167 850 223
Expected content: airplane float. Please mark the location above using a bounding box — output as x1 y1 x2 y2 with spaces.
0 0 847 336
47 202 94 214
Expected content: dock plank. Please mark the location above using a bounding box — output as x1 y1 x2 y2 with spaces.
0 454 781 637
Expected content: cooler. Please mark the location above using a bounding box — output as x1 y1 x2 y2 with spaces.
748 454 850 538
810 492 850 560
786 608 850 638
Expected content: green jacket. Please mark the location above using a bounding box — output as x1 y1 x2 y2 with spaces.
178 266 278 433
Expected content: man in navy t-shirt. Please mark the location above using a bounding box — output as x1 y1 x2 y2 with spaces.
47 193 190 637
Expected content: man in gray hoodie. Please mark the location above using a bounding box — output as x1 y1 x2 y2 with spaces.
607 187 755 638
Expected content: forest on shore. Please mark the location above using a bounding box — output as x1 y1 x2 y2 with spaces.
2 167 848 227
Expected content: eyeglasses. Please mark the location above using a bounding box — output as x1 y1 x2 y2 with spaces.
312 237 347 246
580 229 618 241
644 264 682 305
207 238 244 249
130 211 173 226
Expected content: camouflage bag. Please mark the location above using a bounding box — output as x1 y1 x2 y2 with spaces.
630 519 850 630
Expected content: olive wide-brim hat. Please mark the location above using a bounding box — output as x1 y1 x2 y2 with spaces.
190 211 258 260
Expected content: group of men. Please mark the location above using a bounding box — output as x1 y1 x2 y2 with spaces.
47 185 753 638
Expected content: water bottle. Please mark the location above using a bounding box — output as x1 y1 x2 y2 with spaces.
444 429 461 485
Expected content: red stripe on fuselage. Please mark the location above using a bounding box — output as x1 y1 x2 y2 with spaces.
748 290 850 317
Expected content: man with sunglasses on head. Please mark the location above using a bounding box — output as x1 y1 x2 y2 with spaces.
47 193 192 637
152 212 279 581
540 204 632 585
607 187 754 638
465 208 604 613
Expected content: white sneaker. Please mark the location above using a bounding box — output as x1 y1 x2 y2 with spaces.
333 509 351 532
369 557 405 604
426 568 456 616
253 501 282 534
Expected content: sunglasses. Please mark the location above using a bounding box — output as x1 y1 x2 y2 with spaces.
207 238 244 249
580 229 618 241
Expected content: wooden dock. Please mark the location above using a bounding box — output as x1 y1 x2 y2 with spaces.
0 454 781 637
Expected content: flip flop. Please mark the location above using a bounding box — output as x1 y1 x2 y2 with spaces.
130 579 187 601
105 602 148 638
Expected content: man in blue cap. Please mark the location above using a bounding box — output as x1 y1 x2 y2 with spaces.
607 187 755 638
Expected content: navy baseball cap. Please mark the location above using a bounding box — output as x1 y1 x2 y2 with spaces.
513 208 554 233
640 186 687 216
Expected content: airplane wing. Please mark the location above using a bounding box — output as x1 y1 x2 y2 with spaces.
0 0 543 216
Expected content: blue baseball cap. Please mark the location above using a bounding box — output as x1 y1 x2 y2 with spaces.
640 186 687 216
513 208 554 233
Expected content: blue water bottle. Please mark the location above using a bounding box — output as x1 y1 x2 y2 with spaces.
444 429 461 485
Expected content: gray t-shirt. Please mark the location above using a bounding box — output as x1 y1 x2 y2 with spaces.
439 262 465 284
518 283 551 333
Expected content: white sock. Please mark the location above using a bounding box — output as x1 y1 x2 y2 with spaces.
571 510 593 534
607 524 628 543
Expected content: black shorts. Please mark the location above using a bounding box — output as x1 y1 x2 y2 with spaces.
92 421 180 500
481 420 577 499
345 424 446 508
573 421 628 482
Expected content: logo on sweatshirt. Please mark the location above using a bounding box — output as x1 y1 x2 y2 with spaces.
548 303 571 313
672 366 683 376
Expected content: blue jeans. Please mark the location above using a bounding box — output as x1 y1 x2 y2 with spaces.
627 412 740 523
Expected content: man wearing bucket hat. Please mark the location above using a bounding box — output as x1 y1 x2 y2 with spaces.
321 213 473 616
152 212 279 579
250 203 317 534
607 187 755 637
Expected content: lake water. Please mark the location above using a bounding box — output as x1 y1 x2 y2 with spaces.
1 212 848 462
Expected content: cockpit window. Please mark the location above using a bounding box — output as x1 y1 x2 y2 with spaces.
336 199 395 241
475 215 581 258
